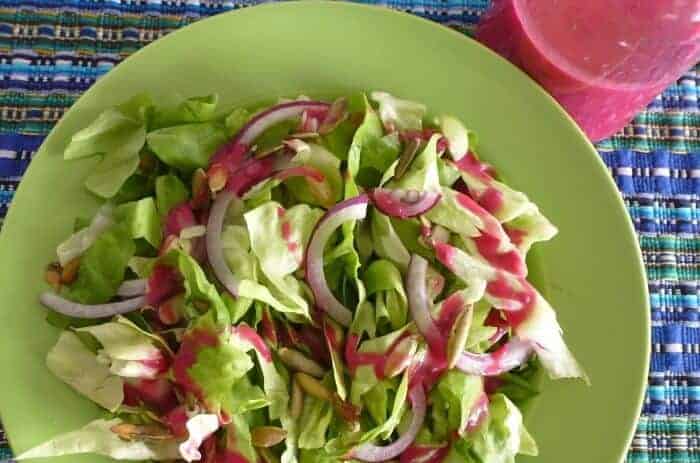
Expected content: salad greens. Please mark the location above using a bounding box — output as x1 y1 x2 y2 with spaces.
24 91 586 463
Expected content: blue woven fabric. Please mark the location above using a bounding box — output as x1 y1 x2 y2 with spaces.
0 1 697 462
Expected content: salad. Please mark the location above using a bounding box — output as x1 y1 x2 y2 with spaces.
20 91 586 463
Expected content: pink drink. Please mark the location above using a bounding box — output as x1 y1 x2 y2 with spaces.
476 0 700 141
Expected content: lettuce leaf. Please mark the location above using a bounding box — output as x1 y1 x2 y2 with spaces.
361 371 408 443
147 122 227 173
155 174 189 216
237 279 309 320
222 225 258 281
64 224 135 304
505 211 558 255
363 259 407 332
245 201 323 281
358 132 400 175
229 375 269 413
64 95 151 198
464 394 538 462
46 331 123 411
440 244 586 380
224 107 251 137
349 326 411 405
85 154 142 199
514 292 587 381
390 134 441 193
458 154 537 224
115 197 162 248
438 115 470 160
76 316 168 379
16 418 179 461
424 187 482 238
128 256 157 279
177 251 231 326
363 379 393 427
287 143 344 207
231 331 297 463
243 201 323 320
222 414 259 463
370 91 426 131
324 318 348 401
298 391 334 449
231 327 289 420
152 94 219 129
185 330 254 416
438 158 461 187
56 204 114 266
465 300 498 351
370 209 410 271
347 94 384 180
433 371 484 435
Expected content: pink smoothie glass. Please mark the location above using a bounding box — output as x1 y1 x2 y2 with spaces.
476 0 700 141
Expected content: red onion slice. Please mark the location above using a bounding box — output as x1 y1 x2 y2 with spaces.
234 100 330 147
455 338 533 376
40 292 145 318
206 191 240 297
370 188 441 219
305 195 369 326
117 279 147 297
407 254 443 351
349 386 426 462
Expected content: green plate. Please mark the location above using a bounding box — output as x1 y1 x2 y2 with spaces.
0 3 649 463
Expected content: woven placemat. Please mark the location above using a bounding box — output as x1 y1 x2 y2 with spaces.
0 1 698 461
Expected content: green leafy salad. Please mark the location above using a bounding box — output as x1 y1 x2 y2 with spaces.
20 91 586 463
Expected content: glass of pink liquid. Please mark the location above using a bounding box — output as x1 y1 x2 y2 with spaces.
476 0 700 141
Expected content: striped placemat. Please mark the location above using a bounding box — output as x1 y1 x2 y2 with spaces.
0 1 698 462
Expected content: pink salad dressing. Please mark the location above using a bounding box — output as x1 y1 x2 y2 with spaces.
477 0 700 141
400 443 451 463
146 264 183 306
345 332 412 378
172 328 219 400
453 152 504 216
232 324 272 362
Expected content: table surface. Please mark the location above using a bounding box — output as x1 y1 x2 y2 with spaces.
0 1 698 462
